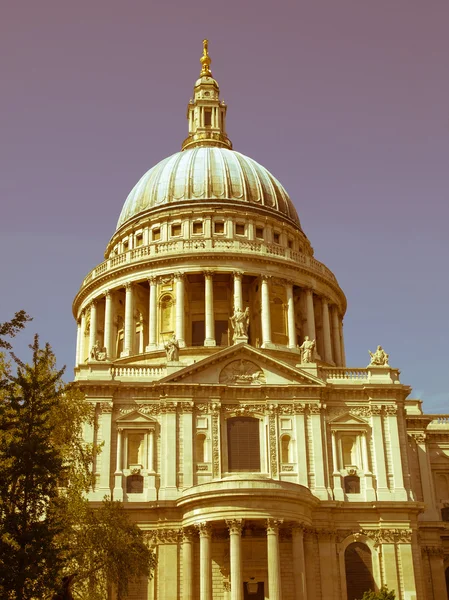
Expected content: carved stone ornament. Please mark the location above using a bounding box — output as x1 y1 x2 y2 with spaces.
196 522 212 537
368 345 390 367
90 339 107 361
298 336 316 363
219 360 266 385
266 519 283 534
144 528 182 544
99 402 113 414
224 404 263 416
362 528 413 545
384 405 398 416
422 545 445 558
411 433 427 444
226 519 244 535
279 403 305 414
269 415 278 477
230 307 250 340
212 413 220 478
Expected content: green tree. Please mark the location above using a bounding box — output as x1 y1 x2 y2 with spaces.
0 310 32 350
359 586 396 600
0 328 156 599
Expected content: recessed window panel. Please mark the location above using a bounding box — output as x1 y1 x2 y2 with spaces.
227 417 260 472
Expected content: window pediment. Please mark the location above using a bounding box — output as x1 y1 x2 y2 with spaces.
116 410 157 427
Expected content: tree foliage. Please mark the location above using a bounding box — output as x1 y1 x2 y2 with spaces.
359 586 396 600
0 310 32 350
0 322 156 599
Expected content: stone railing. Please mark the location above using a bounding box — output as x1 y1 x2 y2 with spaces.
427 415 449 429
111 365 167 379
81 238 337 288
322 368 369 381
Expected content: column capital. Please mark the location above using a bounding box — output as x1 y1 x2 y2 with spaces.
148 276 157 285
305 287 314 295
125 281 133 291
90 298 98 307
321 295 331 306
266 518 283 534
226 519 244 535
291 522 306 536
203 270 215 279
232 270 243 279
182 526 197 543
196 521 212 538
261 274 272 283
174 271 185 281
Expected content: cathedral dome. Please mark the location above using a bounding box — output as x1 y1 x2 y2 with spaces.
116 147 300 230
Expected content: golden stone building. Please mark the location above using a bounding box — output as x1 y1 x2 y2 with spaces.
73 41 449 600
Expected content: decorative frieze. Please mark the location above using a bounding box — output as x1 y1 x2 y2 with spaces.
211 410 220 478
269 413 278 477
144 528 182 544
422 545 445 558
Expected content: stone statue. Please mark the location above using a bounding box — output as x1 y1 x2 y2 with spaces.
230 307 250 340
90 339 107 361
368 345 389 366
165 334 179 362
299 336 316 363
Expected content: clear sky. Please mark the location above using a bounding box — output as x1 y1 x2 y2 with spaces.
1 0 448 412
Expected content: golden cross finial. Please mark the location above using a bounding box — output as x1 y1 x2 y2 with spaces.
200 39 212 77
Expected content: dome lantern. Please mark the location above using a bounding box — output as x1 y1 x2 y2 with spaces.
181 39 232 151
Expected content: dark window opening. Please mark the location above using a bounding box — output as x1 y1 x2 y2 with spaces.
215 320 229 346
344 475 360 494
236 223 245 235
273 232 280 244
344 543 374 600
192 321 205 346
227 417 260 472
442 507 449 522
214 221 225 234
153 228 161 241
255 227 264 239
126 474 144 494
204 109 212 126
193 222 203 234
171 224 182 236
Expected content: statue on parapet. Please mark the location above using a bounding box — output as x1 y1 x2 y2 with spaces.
165 334 180 362
230 307 250 340
299 336 316 363
90 340 107 361
368 345 389 366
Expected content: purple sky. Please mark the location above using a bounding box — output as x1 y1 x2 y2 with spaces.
1 0 448 412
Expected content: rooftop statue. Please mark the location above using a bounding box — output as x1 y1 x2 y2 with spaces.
299 336 316 363
165 334 180 362
368 345 389 367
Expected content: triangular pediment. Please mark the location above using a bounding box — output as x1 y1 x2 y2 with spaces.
158 344 325 386
329 412 369 426
116 410 156 424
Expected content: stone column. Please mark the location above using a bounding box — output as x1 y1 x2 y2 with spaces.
233 271 243 311
175 273 185 347
321 297 333 363
286 281 296 348
122 282 134 357
292 525 307 600
198 522 212 600
385 406 407 500
414 433 438 520
147 277 157 349
361 431 375 500
331 307 342 366
79 311 86 364
148 429 155 472
104 290 113 359
89 301 97 357
371 406 389 500
305 289 316 340
113 427 123 501
266 519 282 600
332 430 344 500
226 519 243 600
75 319 81 366
204 271 216 346
339 319 346 366
182 528 195 600
261 276 272 346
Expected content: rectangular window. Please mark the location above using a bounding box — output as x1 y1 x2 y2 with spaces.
123 240 129 251
171 223 182 237
135 234 143 247
152 228 161 241
204 109 212 126
235 223 245 236
214 221 225 234
288 239 293 249
255 227 264 239
192 321 205 346
192 222 203 235
227 417 261 472
273 232 280 244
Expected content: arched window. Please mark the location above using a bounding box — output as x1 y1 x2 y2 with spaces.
281 435 291 463
196 434 207 463
227 417 260 472
160 294 173 333
344 542 374 600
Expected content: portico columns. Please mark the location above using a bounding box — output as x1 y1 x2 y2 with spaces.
261 276 272 347
292 525 307 600
305 289 316 341
266 519 282 600
233 271 243 311
321 297 333 363
226 519 243 600
104 290 113 359
182 528 195 600
174 273 185 347
147 277 157 349
89 301 97 356
286 282 296 348
75 319 81 366
204 271 216 346
79 311 86 364
331 306 342 366
198 522 212 600
122 282 134 357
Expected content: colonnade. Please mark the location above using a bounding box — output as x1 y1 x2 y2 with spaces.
181 519 307 600
75 271 345 365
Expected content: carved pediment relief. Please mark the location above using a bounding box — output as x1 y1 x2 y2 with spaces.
116 410 157 424
219 360 265 385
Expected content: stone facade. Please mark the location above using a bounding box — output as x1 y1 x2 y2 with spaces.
73 41 449 599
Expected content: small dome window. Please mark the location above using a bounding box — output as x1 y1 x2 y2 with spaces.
192 222 203 235
214 221 224 234
256 227 264 240
171 224 182 237
152 228 161 241
235 223 245 236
